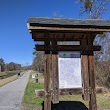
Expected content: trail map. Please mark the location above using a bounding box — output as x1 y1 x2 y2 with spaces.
58 52 82 88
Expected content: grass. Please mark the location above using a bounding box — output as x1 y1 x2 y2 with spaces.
22 71 110 110
97 93 110 109
0 71 26 87
22 71 44 110
0 71 18 79
60 94 110 109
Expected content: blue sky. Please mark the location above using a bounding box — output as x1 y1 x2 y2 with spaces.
0 0 110 66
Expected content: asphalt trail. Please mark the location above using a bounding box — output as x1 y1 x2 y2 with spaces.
0 70 30 110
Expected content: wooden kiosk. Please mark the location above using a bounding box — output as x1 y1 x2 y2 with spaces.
27 17 110 110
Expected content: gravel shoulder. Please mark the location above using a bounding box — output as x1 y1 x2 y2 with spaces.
0 70 30 110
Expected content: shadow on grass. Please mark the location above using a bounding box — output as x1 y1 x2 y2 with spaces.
42 101 88 110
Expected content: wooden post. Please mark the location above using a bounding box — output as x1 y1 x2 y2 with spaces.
51 39 59 104
88 35 97 110
81 37 90 101
44 32 51 110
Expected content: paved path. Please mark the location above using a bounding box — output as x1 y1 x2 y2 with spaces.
0 70 30 110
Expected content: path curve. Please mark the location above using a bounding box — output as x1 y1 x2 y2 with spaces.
0 70 30 110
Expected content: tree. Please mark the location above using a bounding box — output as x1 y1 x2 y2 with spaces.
7 62 21 71
7 62 16 71
79 0 110 88
80 0 110 18
32 48 44 72
79 0 110 61
0 58 5 72
94 33 110 61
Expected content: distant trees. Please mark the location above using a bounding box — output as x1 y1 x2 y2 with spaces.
94 34 110 88
95 61 110 88
32 48 44 72
0 58 5 72
6 62 21 71
21 65 32 70
0 58 21 72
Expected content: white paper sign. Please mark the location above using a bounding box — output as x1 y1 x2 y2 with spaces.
58 51 82 88
32 74 35 79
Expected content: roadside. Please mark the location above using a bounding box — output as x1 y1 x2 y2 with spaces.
22 71 110 110
21 71 44 110
0 71 18 79
0 71 26 87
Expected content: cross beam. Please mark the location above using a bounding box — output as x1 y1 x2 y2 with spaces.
36 45 101 51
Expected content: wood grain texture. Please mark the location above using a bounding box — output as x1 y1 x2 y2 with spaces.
81 38 90 101
52 54 59 103
44 54 51 110
44 32 51 110
88 35 97 110
51 39 59 104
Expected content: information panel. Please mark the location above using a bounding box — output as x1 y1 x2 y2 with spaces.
58 51 82 88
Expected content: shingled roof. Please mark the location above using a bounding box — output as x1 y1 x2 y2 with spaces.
28 17 110 27
27 17 110 32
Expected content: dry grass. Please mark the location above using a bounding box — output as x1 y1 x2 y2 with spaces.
0 71 17 77
0 71 25 87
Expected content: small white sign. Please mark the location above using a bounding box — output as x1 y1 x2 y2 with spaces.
32 74 35 79
58 51 82 88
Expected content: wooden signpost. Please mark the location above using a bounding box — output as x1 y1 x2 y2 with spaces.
27 17 110 110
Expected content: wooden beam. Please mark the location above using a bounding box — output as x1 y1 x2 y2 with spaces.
33 37 81 41
81 38 90 101
36 45 101 51
35 87 104 97
44 32 51 110
31 29 103 35
28 25 110 32
32 32 101 41
35 88 82 97
51 39 59 104
88 35 97 110
32 32 84 41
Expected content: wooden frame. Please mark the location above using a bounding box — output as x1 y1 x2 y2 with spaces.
43 35 98 110
27 17 110 110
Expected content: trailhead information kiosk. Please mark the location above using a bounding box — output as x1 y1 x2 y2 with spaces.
27 17 110 110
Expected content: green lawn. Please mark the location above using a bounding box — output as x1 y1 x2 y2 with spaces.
22 71 110 110
22 71 44 109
